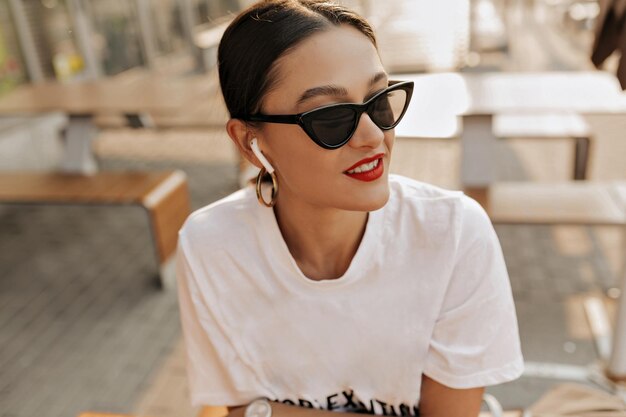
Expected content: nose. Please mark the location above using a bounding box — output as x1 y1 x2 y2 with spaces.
348 112 385 149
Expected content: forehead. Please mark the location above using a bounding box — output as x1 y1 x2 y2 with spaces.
263 25 384 110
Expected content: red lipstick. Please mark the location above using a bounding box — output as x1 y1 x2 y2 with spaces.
343 153 385 182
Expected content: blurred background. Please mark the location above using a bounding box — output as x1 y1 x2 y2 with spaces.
1 0 626 416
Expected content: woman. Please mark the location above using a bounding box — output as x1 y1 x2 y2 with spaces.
176 1 524 417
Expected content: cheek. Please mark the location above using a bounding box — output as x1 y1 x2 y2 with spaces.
264 125 338 178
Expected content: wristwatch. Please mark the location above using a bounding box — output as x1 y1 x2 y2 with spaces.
244 399 272 417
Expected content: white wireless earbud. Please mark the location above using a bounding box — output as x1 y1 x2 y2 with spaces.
250 138 275 174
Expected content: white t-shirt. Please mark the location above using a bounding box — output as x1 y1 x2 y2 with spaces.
176 174 524 413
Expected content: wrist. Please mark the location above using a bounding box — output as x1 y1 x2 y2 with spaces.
245 398 272 417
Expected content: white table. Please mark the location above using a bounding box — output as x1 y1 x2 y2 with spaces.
394 70 626 388
394 71 626 186
0 73 213 174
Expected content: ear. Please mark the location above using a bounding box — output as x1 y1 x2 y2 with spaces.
226 118 263 169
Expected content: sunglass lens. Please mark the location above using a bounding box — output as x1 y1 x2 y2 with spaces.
369 89 408 129
309 107 357 147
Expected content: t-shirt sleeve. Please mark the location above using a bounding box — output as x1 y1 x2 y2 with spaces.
423 196 524 389
176 234 264 407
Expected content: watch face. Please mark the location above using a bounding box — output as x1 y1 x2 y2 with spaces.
245 399 271 417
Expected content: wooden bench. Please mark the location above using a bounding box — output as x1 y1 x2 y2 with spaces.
0 170 190 289
397 112 593 181
492 113 592 180
470 181 626 226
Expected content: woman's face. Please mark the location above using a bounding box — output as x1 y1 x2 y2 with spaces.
257 25 393 212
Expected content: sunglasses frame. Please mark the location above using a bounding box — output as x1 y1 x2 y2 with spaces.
240 80 414 149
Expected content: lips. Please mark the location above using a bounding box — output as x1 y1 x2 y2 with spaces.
343 153 385 182
343 153 385 173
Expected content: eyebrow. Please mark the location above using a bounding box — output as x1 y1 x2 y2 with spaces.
296 71 388 105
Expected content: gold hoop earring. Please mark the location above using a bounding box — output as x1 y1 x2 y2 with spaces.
255 166 278 207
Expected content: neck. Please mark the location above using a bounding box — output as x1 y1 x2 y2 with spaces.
272 194 369 281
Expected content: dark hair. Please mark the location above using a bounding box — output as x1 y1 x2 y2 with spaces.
217 0 377 119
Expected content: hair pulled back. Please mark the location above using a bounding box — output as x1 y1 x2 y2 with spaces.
218 0 377 119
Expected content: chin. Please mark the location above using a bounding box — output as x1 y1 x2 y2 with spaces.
336 178 391 212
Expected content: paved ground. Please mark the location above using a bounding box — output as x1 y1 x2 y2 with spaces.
0 158 240 417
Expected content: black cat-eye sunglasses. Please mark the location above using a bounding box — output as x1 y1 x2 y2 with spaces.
238 81 414 150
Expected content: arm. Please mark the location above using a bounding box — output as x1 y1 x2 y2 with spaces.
418 374 484 417
227 403 378 417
